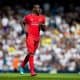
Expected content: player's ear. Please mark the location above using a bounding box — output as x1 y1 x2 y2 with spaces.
39 9 42 14
32 8 35 12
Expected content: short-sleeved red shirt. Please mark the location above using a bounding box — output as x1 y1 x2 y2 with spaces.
23 13 45 40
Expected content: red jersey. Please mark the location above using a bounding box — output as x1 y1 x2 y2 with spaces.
23 13 45 40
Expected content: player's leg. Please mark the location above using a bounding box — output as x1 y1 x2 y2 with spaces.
21 54 29 68
19 35 30 74
28 40 39 76
27 37 37 76
19 54 30 74
29 53 36 76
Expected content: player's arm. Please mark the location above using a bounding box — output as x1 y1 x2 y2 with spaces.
39 23 46 31
21 16 28 34
39 16 46 32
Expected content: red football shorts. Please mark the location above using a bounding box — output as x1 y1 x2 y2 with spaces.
26 35 39 54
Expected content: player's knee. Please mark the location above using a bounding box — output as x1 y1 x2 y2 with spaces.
29 53 34 56
28 49 35 55
28 50 35 56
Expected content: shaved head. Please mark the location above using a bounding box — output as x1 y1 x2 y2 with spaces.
32 4 41 15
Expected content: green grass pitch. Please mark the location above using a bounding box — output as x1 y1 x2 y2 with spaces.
0 73 80 80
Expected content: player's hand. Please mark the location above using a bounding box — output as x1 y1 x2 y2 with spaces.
39 23 46 31
26 32 28 38
39 23 44 27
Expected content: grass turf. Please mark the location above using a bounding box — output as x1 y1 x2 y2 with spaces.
0 73 80 80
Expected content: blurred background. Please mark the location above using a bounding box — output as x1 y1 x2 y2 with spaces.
0 0 80 74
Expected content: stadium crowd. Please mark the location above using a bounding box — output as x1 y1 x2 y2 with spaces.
0 3 80 73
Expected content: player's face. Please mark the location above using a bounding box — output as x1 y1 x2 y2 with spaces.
33 5 41 14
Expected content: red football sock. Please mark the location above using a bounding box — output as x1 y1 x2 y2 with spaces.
29 54 35 73
21 54 29 68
